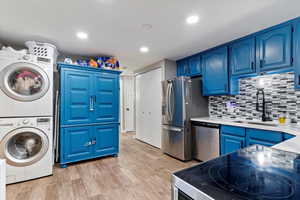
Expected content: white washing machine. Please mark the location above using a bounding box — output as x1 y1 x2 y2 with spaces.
0 117 53 184
0 48 53 117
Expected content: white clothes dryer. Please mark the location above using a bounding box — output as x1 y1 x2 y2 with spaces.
0 117 53 184
0 49 53 117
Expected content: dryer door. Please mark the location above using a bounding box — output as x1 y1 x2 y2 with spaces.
0 62 49 101
0 127 49 167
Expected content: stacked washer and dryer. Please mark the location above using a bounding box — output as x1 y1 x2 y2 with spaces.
0 41 57 184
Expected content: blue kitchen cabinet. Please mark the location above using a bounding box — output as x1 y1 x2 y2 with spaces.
246 128 283 147
177 59 189 76
284 133 295 140
221 134 245 155
230 37 256 76
59 64 121 167
189 54 202 76
256 25 292 73
60 69 94 126
202 46 230 96
294 20 300 90
220 126 246 155
93 73 119 123
93 124 119 157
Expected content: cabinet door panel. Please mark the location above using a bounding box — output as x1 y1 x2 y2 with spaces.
202 46 229 95
221 134 244 155
247 138 275 147
93 124 119 157
189 55 202 76
294 20 300 90
61 70 94 125
230 38 255 75
93 73 119 123
257 25 292 72
61 126 93 162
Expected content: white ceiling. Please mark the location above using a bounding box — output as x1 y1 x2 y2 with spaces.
1 0 300 71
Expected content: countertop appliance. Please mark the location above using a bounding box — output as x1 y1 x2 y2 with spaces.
161 77 208 161
172 145 300 200
0 117 53 184
192 121 219 161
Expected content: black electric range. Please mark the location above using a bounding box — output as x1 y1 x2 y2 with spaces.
172 145 300 200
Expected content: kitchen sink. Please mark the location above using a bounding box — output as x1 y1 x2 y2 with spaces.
247 121 279 127
232 120 279 127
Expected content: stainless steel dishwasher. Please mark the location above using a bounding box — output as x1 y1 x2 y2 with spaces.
192 121 220 161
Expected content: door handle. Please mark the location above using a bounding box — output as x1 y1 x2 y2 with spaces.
89 96 94 111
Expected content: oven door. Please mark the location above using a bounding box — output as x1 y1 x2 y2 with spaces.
172 186 193 200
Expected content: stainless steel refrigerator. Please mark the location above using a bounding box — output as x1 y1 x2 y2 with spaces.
161 76 208 161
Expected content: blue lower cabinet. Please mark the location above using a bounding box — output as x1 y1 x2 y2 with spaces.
246 128 283 147
60 126 94 164
93 124 119 157
220 125 290 155
60 124 119 167
247 138 276 147
221 134 245 155
284 133 296 140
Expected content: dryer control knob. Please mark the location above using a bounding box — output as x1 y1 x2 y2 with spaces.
23 119 29 124
23 55 30 60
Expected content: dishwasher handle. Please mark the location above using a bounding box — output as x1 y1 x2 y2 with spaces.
191 121 220 128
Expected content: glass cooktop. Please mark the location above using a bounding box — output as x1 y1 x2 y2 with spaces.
174 145 300 200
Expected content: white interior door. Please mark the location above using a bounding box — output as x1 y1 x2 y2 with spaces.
135 68 162 148
121 75 135 132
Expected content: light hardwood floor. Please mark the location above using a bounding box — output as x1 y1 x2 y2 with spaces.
7 132 198 200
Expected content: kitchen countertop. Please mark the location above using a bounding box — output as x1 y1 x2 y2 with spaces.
191 117 300 154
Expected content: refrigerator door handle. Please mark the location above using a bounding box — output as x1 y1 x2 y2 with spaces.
167 83 171 121
170 81 175 121
162 125 182 132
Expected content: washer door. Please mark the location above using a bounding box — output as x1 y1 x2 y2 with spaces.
0 128 49 167
0 62 49 101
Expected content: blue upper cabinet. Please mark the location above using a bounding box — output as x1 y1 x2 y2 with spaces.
294 20 300 90
61 69 94 125
230 37 256 76
176 59 189 76
93 73 119 123
189 54 202 76
256 25 292 73
202 46 229 96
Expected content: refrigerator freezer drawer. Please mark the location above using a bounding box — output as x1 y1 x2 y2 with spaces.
162 126 192 161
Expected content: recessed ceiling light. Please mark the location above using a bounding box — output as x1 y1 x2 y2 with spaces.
186 15 199 24
76 32 88 40
140 46 149 53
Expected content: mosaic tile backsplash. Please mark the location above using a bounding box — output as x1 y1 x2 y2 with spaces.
209 72 300 122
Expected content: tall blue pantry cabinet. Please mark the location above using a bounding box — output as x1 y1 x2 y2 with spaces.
58 63 121 168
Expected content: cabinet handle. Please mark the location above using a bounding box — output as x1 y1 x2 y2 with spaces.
251 62 254 70
91 139 96 145
224 84 227 91
260 60 264 68
298 75 300 85
89 96 94 111
84 141 92 147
